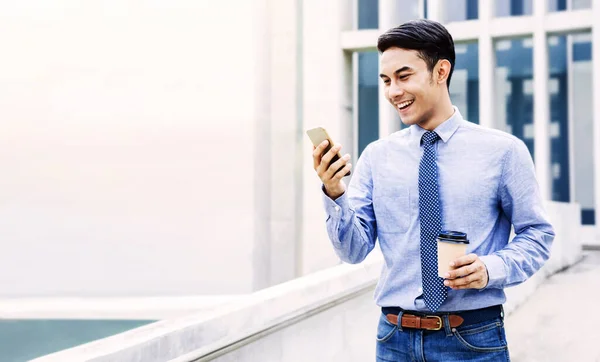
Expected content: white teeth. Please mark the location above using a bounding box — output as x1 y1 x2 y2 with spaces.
397 100 414 109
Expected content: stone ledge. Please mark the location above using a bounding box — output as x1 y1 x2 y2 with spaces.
33 201 581 361
33 257 382 362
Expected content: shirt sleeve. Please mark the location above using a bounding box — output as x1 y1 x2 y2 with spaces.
321 144 377 264
481 139 555 289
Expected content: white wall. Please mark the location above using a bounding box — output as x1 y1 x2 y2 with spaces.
0 1 265 296
301 0 356 275
0 0 365 298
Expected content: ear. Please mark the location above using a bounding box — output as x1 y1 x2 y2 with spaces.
434 59 452 86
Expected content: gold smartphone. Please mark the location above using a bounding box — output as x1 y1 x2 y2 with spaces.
306 127 351 176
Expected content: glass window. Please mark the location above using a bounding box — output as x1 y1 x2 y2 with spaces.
495 0 533 16
494 38 534 158
386 0 421 25
572 0 593 9
441 0 478 23
547 34 570 203
548 0 567 11
357 52 380 155
450 42 479 124
549 33 594 221
548 0 591 11
358 0 378 29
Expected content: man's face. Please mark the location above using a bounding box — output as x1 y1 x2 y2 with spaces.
379 47 442 127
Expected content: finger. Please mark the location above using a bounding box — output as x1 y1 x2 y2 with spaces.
316 143 340 175
312 140 329 170
444 272 482 289
450 253 478 268
324 154 351 179
444 264 477 280
317 139 329 151
317 144 342 176
332 163 352 181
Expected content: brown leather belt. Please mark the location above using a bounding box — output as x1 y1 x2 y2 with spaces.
386 313 464 331
383 305 503 331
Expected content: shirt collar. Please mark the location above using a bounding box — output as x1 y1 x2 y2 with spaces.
409 106 463 146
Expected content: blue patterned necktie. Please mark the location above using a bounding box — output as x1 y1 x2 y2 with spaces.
419 131 447 312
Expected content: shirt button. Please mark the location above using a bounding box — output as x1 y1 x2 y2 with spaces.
418 287 423 294
334 206 340 212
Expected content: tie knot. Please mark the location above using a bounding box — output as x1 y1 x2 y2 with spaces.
421 131 440 146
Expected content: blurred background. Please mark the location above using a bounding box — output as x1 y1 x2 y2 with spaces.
0 0 598 361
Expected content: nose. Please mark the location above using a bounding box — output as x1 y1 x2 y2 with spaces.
388 80 404 101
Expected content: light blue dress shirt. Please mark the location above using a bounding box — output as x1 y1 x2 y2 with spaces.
322 107 555 312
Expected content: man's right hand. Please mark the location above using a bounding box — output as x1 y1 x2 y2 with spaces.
312 140 352 200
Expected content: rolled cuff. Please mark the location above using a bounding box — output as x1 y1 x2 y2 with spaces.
479 254 507 290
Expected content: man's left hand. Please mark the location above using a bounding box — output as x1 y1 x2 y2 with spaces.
443 253 489 290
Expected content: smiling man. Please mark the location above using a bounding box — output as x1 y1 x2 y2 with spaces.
311 19 555 361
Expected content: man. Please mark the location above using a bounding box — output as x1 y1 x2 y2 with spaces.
312 19 554 361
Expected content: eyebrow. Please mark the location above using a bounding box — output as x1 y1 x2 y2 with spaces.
379 66 413 79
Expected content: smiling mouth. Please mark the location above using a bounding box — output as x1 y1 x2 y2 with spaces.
396 99 414 110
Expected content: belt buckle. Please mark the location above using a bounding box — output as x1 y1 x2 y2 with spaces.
425 315 443 331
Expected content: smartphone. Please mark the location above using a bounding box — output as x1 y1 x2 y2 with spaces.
306 127 351 176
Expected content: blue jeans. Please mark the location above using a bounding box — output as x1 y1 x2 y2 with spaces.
376 312 510 361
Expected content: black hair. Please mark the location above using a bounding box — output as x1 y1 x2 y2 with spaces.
377 19 456 88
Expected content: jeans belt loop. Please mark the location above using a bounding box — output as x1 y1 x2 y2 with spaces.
397 310 404 332
442 314 452 336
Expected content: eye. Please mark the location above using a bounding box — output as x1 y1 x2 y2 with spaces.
382 79 391 85
399 74 410 80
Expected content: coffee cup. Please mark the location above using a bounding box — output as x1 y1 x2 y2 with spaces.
437 231 470 278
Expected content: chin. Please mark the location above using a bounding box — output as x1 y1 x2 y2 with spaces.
399 119 414 127
398 114 418 127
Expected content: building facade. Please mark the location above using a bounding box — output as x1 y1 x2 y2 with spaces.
349 0 599 240
0 0 598 301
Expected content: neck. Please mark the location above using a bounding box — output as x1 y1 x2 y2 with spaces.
420 97 455 131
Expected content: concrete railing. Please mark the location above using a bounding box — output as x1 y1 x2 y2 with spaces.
503 201 582 313
33 201 582 362
32 255 382 362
